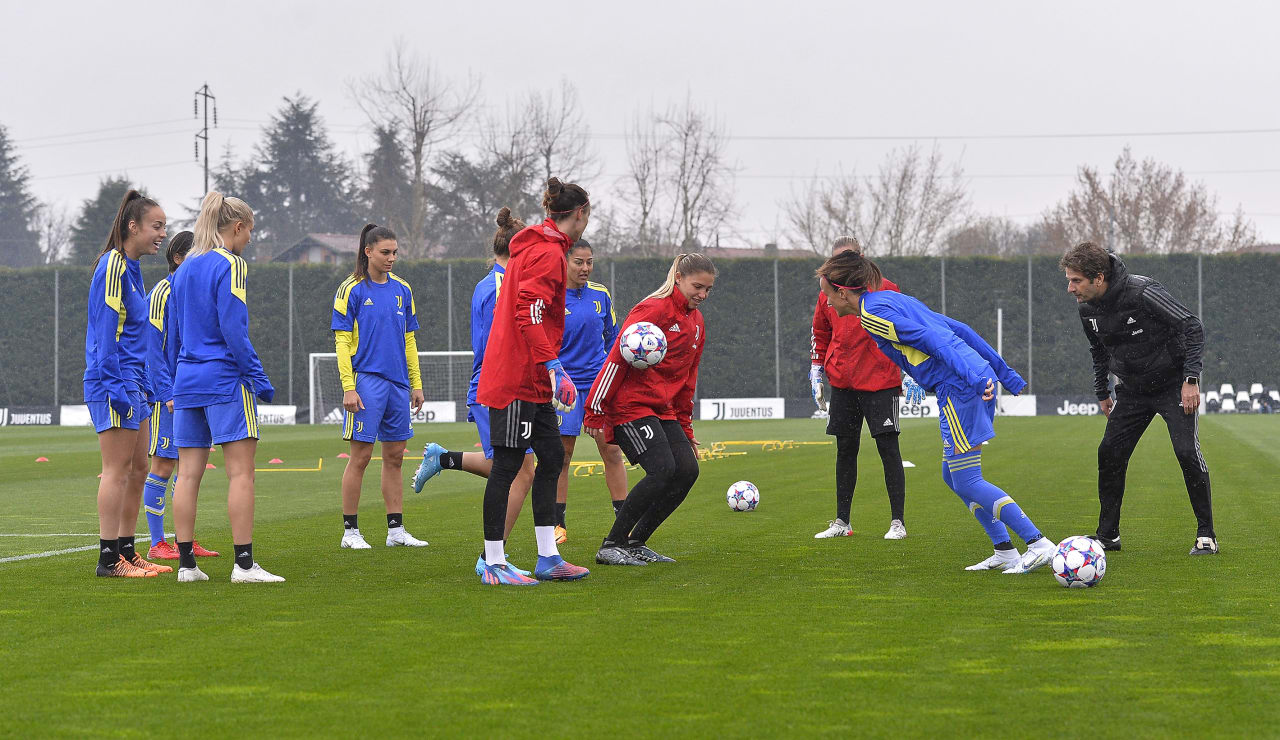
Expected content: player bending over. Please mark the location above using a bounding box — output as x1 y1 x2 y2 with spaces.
333 224 429 550
816 250 1055 574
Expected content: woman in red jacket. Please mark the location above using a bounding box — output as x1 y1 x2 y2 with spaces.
809 237 912 541
585 253 715 566
474 178 592 586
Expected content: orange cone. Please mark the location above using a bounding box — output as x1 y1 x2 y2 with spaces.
205 463 216 470
337 453 350 459
35 457 49 462
269 458 283 464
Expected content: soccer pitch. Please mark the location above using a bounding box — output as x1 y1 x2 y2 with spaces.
2 416 1277 737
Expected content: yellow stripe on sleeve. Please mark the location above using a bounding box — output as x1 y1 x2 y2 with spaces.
404 331 422 390
335 330 357 392
333 276 358 315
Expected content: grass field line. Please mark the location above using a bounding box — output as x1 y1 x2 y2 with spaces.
0 544 97 563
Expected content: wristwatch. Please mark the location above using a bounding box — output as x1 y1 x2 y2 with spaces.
1185 376 1199 385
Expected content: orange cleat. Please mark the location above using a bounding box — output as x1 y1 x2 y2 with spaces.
148 540 181 560
96 556 157 578
191 541 220 557
128 552 174 574
554 525 568 545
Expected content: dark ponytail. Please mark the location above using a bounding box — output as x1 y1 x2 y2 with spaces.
492 206 526 259
353 223 397 282
166 231 194 273
541 177 590 220
96 188 158 266
816 250 884 293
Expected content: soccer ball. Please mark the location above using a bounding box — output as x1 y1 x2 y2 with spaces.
619 321 667 369
726 481 759 511
1051 536 1107 588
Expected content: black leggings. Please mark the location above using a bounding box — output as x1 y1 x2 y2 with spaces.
835 432 905 523
605 420 700 545
483 435 563 542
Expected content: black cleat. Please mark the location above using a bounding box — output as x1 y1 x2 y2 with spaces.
1093 535 1121 552
626 544 675 563
595 545 647 566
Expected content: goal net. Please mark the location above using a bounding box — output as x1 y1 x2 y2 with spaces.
308 351 474 425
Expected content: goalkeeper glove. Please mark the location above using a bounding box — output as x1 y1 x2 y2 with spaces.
902 374 925 405
545 359 577 412
809 364 827 412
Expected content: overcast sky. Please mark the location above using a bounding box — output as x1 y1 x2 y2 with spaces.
4 0 1278 246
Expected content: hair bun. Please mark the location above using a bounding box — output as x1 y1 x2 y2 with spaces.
546 177 563 195
495 206 513 228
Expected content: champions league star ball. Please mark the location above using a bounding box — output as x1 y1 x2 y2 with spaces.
726 481 760 511
1052 536 1107 588
619 321 668 369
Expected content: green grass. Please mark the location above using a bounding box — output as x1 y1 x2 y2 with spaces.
1 417 1277 738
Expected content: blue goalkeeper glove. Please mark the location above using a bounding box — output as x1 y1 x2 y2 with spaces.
903 374 925 405
809 364 827 412
545 359 577 413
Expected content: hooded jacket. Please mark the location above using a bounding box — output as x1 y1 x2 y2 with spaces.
1076 253 1204 399
811 277 902 391
476 219 572 408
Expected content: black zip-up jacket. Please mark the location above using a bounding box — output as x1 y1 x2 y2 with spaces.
1077 253 1204 399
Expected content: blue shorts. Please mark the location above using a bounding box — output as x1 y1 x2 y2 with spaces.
554 385 592 436
87 389 150 434
149 402 178 459
174 384 259 448
343 373 413 444
468 402 534 459
937 388 996 459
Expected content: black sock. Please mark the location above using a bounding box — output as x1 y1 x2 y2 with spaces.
555 502 567 528
98 538 119 568
343 514 358 530
118 536 136 561
612 499 625 516
994 541 1015 551
387 512 402 529
441 451 465 470
177 541 196 569
233 543 253 570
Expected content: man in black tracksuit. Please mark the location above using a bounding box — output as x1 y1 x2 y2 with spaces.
1060 241 1217 556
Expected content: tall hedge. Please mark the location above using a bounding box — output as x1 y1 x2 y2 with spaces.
1 254 1275 410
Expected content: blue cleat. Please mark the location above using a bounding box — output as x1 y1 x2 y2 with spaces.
534 554 590 581
413 443 444 493
479 562 539 586
475 555 531 577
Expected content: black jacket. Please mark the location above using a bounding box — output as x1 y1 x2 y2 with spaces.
1077 253 1204 399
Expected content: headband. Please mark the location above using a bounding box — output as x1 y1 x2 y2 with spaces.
825 275 864 292
548 198 589 215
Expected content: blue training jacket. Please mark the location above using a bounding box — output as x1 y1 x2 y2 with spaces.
559 281 618 388
146 276 175 404
168 247 272 408
83 250 150 403
858 290 1025 398
467 263 505 406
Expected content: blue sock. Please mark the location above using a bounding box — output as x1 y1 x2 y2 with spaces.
946 453 1041 545
942 456 1011 545
143 473 168 546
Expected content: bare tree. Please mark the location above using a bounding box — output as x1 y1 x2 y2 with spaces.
349 39 479 256
34 203 72 264
782 145 968 256
1041 147 1256 254
524 80 599 185
620 109 668 255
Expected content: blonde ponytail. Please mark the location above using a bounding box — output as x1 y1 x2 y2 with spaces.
191 190 255 257
644 253 716 301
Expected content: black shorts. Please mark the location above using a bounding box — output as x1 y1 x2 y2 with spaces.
826 386 900 437
487 400 560 450
613 416 687 464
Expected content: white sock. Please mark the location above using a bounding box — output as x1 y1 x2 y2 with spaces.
534 526 559 558
997 548 1020 560
388 525 404 534
484 540 506 566
1029 537 1053 552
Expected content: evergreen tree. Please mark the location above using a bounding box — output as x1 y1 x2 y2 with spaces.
425 150 540 258
363 124 412 239
0 124 41 267
69 176 136 265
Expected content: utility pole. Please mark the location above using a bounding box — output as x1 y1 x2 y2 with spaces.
193 84 218 194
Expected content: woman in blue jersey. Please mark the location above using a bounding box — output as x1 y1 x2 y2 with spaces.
86 189 169 578
333 224 428 550
414 207 537 576
169 191 281 583
816 250 1057 574
141 231 219 562
551 238 628 544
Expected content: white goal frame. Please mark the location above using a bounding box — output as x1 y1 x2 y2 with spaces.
308 351 474 424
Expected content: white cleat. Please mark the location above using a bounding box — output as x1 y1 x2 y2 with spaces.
230 563 286 583
1003 538 1056 574
883 519 907 540
177 566 209 582
965 549 1022 571
386 527 428 547
815 519 852 538
341 529 372 549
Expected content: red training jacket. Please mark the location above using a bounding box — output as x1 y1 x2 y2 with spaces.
811 277 902 392
585 290 706 444
476 218 571 408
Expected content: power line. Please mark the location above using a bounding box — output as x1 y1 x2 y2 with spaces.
13 118 193 144
30 160 193 182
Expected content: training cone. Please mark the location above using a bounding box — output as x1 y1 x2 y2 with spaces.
473 442 482 448
205 463 216 470
34 457 49 462
337 453 350 459
269 458 283 464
